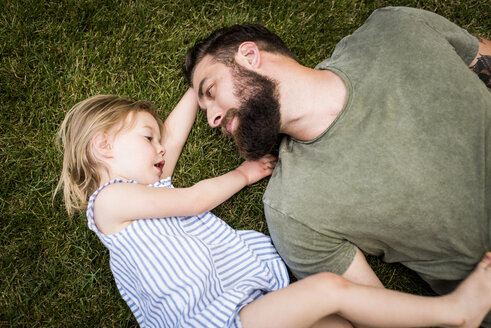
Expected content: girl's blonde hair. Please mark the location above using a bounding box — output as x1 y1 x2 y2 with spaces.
56 95 163 215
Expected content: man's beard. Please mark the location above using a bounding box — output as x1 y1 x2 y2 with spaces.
222 63 281 160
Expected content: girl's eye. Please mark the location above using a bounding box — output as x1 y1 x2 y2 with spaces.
145 136 153 142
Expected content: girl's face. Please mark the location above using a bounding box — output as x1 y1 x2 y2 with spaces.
109 111 165 185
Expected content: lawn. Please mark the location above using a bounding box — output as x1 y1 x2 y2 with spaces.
1 0 489 326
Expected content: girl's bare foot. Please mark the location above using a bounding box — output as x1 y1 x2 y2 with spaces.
448 252 491 328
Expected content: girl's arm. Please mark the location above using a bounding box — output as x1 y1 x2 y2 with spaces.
93 155 276 235
161 88 198 179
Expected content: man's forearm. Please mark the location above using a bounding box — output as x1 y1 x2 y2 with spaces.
470 36 491 88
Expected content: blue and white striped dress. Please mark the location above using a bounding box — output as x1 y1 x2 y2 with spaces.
87 178 289 327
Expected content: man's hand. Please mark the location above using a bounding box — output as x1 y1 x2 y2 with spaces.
235 154 277 185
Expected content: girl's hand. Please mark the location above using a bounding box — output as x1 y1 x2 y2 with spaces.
235 154 277 185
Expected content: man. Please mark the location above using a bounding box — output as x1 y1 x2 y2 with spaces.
184 6 491 325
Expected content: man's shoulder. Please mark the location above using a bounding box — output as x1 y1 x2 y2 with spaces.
366 6 463 32
314 7 424 70
352 6 446 35
368 6 429 19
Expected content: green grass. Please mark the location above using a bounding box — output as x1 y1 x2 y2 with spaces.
1 0 489 326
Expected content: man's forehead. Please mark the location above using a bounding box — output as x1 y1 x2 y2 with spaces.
193 55 215 83
194 55 225 99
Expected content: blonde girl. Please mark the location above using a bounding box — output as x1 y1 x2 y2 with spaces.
58 89 491 328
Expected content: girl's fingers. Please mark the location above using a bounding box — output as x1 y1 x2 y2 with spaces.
265 160 277 170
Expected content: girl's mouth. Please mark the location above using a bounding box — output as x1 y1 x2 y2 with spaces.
154 160 165 173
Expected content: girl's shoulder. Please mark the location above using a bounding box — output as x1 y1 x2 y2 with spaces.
89 177 173 202
150 177 173 188
86 177 173 234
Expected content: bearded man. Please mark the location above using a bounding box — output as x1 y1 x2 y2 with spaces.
184 6 491 326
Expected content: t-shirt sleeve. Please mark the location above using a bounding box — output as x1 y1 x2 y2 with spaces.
263 202 357 279
375 7 479 65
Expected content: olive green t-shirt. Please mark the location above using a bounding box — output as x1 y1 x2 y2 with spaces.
263 7 490 294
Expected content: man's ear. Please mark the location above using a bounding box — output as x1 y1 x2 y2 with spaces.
92 132 113 159
236 41 261 69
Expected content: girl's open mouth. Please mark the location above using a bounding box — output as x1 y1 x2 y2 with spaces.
154 160 165 172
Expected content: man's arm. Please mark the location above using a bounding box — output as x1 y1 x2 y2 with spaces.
342 248 384 288
469 36 491 88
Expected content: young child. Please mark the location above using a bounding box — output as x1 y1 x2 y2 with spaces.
57 89 491 328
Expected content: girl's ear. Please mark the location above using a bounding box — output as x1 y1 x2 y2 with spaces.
235 41 261 69
92 132 113 159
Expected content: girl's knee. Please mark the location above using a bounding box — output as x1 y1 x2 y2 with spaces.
301 272 352 316
307 272 350 295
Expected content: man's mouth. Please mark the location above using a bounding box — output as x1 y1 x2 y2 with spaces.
221 112 237 136
226 116 235 134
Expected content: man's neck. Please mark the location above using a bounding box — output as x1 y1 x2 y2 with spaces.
263 57 346 141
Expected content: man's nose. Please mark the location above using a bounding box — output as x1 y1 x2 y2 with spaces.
207 106 224 128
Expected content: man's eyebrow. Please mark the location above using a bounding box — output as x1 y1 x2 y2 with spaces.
198 78 207 99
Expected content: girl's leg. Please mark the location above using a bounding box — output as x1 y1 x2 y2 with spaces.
334 253 491 328
239 272 353 328
239 252 491 328
311 314 354 328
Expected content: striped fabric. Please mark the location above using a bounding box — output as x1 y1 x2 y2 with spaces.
87 178 289 327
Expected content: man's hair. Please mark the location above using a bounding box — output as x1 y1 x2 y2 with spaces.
183 24 297 86
55 95 162 215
